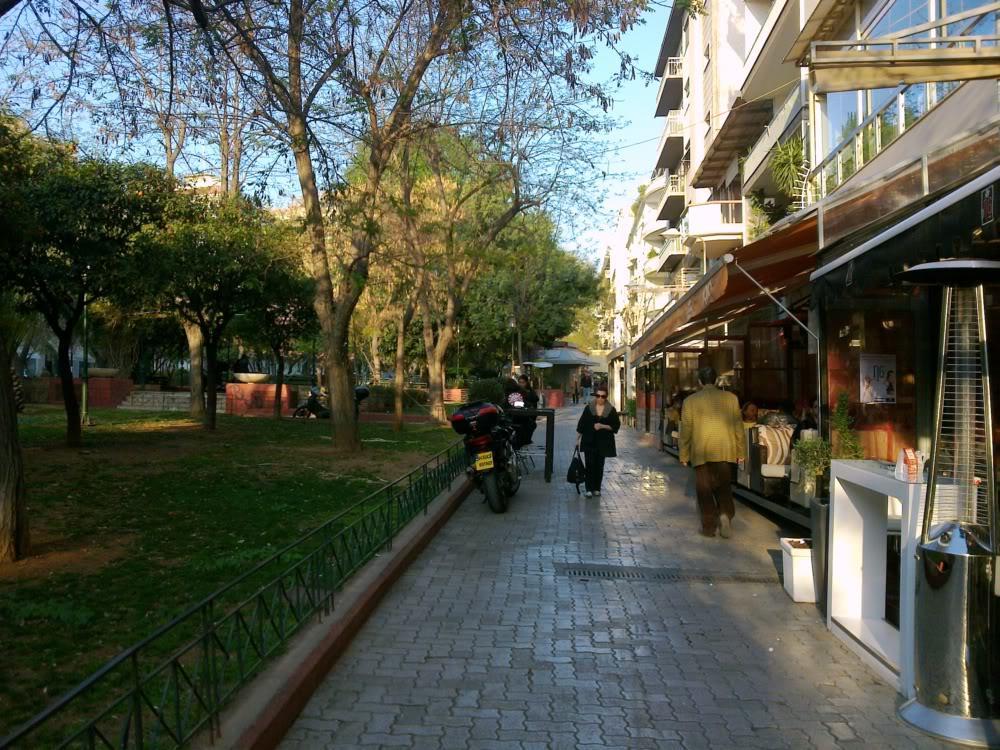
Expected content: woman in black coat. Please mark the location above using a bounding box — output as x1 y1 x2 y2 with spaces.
575 384 621 497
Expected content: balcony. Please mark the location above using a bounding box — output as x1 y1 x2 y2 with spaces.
807 6 1000 93
807 79 962 201
742 84 804 191
694 97 773 188
681 201 744 259
741 0 801 103
645 169 668 203
654 111 686 170
656 164 688 223
654 57 684 116
643 236 687 284
665 265 704 296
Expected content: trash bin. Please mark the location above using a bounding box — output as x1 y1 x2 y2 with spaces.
809 496 829 615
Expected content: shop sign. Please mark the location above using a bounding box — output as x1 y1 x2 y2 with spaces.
860 353 897 404
983 185 995 226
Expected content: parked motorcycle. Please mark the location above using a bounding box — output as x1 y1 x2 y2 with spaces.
292 385 370 419
449 400 521 513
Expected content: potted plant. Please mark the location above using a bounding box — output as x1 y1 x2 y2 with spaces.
792 436 831 503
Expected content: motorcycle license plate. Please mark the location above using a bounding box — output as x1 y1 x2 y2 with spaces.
475 452 494 471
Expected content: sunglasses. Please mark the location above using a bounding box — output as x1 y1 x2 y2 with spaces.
595 393 608 399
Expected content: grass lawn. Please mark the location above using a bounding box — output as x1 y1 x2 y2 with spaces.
0 406 457 739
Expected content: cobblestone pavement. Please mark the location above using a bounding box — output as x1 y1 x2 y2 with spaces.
280 410 946 749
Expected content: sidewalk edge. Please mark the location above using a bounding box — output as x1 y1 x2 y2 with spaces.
213 477 473 750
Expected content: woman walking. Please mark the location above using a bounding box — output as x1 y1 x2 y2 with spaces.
576 384 620 497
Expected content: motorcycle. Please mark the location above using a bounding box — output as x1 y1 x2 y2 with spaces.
293 385 371 419
449 400 522 513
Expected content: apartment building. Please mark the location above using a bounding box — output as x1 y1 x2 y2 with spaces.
626 0 999 521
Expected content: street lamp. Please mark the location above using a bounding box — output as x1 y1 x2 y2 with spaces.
508 315 516 373
721 253 822 433
80 268 93 427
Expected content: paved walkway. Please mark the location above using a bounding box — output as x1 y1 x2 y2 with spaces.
280 410 945 749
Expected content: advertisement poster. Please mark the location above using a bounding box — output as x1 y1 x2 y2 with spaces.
860 354 897 404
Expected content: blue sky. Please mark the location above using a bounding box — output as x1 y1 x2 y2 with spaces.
564 2 672 263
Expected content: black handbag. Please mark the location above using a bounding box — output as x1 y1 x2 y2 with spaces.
566 448 586 493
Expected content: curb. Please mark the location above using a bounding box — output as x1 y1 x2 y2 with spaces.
213 477 473 750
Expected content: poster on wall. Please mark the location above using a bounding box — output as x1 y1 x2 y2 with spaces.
860 354 897 404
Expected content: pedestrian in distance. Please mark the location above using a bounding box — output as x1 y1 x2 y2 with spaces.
679 366 746 538
580 369 593 402
571 376 580 405
576 384 620 498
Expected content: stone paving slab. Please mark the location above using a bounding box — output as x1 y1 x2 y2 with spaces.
280 410 949 749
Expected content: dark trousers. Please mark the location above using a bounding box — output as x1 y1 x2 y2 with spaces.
695 462 735 533
584 449 605 492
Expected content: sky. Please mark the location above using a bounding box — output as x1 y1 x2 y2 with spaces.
563 2 674 264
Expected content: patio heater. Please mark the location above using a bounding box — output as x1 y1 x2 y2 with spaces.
898 259 1000 747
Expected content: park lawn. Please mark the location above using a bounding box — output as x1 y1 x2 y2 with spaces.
0 406 457 739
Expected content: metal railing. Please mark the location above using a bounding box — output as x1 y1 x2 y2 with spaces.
0 442 468 750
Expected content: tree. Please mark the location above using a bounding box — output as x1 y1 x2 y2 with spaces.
0 296 30 563
136 195 285 429
236 260 317 418
0 120 171 446
460 216 600 370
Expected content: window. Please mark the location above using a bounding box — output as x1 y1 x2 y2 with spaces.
866 0 930 37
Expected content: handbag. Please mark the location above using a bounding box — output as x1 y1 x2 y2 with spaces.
566 448 586 494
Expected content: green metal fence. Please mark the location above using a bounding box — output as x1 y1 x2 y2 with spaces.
0 441 468 750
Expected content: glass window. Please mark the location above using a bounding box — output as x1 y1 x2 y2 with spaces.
867 0 930 37
903 83 928 126
943 0 996 36
827 91 860 151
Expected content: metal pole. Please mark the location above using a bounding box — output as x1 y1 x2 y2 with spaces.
81 288 89 426
728 258 823 433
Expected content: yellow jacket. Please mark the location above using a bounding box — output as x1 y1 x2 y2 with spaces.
679 385 746 467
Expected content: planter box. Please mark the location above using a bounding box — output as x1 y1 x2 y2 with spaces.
780 538 816 603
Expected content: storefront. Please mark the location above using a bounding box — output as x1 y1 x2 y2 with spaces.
812 165 1000 465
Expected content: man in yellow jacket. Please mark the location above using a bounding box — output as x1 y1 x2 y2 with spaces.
679 366 746 538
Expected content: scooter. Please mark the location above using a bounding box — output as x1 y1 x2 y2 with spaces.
449 401 521 513
292 385 371 419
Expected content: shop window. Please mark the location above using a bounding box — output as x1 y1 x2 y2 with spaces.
825 306 918 461
749 326 789 404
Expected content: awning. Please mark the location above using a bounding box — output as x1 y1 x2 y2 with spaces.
630 212 819 362
812 164 1000 281
606 345 629 362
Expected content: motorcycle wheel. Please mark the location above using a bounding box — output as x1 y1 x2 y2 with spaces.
505 454 521 496
482 472 507 514
292 406 309 418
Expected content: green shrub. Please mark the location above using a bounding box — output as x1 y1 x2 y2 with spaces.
625 398 637 418
467 378 505 405
831 392 864 459
793 437 832 477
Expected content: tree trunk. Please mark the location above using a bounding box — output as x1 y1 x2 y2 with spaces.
203 338 219 430
426 356 447 424
184 321 206 419
288 113 360 451
56 332 81 447
393 304 413 432
516 325 523 369
0 331 29 562
273 349 285 419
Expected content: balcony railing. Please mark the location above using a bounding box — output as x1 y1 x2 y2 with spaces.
742 84 804 187
666 266 703 294
685 200 744 234
808 81 958 201
655 112 687 169
655 57 684 115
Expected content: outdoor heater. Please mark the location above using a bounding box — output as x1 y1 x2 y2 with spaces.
898 259 1000 747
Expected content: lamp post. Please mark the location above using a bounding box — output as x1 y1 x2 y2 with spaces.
721 253 822 433
80 270 92 427
509 315 516 374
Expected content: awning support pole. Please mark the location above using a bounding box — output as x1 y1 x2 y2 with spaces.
726 257 823 434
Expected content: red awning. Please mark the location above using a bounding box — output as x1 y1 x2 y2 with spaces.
630 213 818 362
